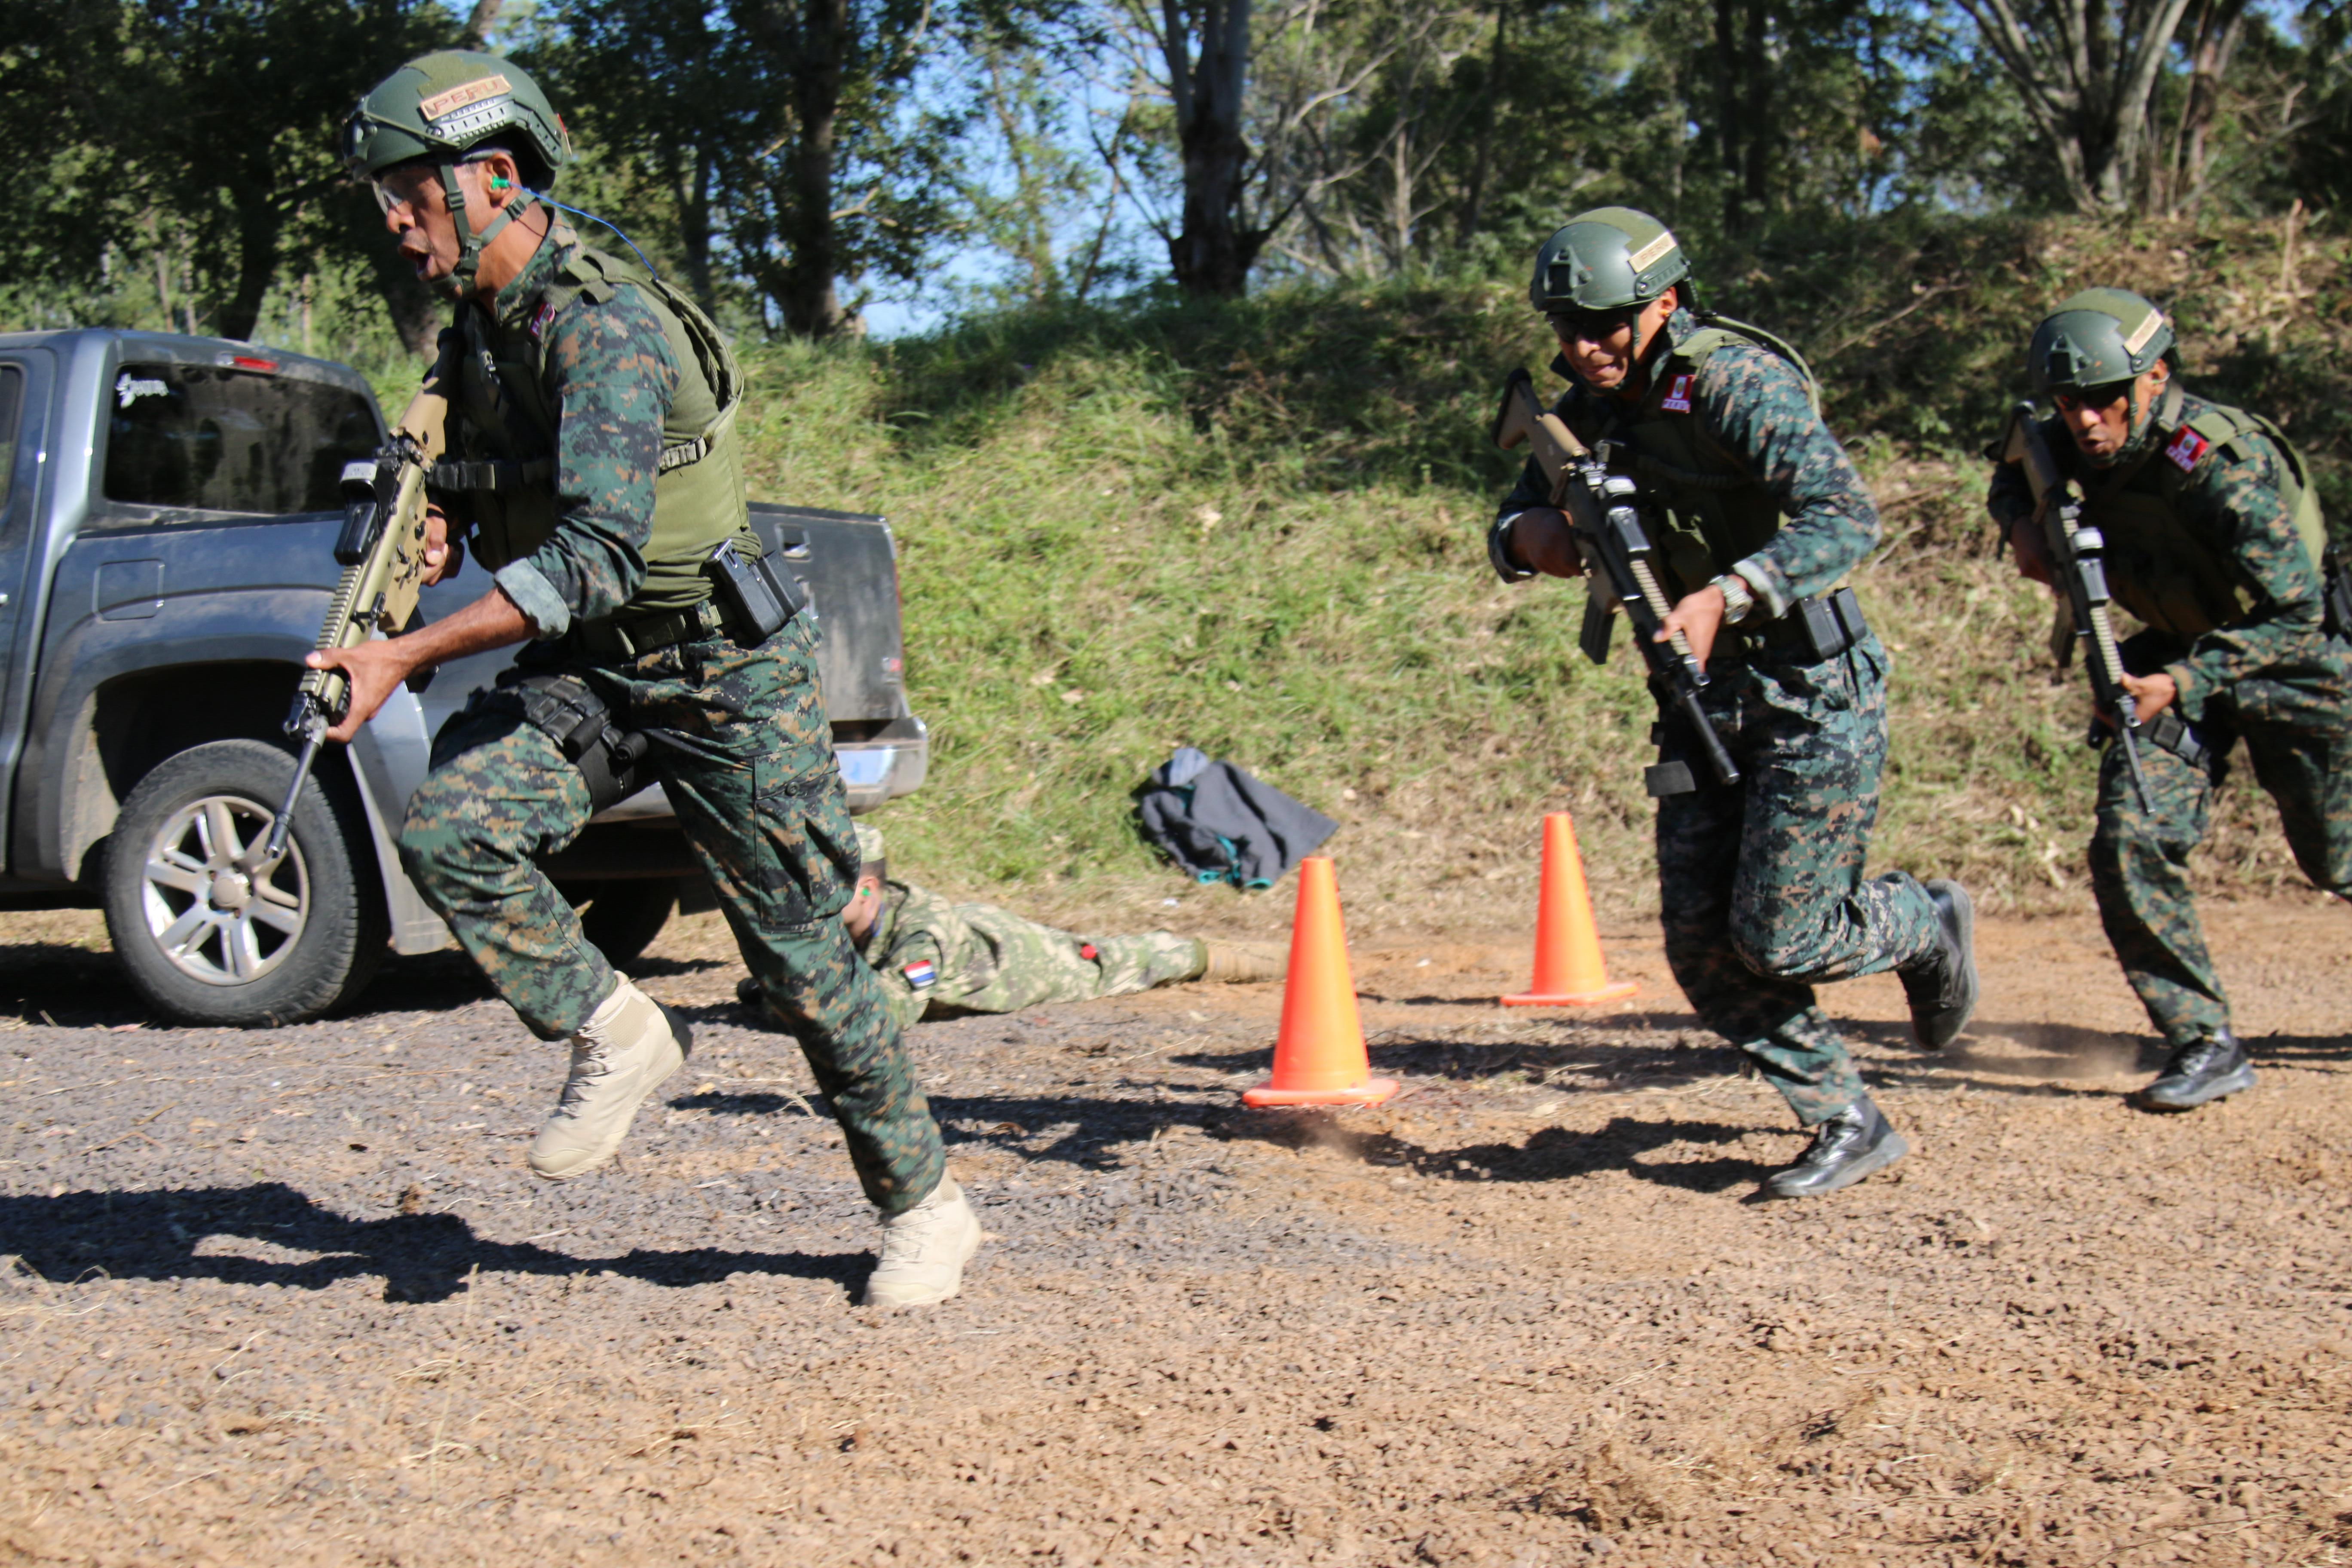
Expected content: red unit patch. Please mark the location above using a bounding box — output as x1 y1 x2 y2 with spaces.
2165 427 2209 472
528 300 559 342
1078 943 1098 961
1660 373 1694 414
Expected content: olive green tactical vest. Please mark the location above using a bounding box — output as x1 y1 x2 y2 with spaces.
452 231 756 619
2074 391 2328 642
1586 317 1818 602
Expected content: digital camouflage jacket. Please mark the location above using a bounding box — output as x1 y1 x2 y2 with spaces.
1987 387 2332 725
1491 307 1881 615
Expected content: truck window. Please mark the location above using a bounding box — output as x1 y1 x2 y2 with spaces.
0 364 21 505
103 362 379 515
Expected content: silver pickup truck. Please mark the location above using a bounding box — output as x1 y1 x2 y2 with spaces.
0 328 927 1025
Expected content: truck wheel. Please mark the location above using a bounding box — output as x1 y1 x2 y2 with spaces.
571 879 682 971
102 739 388 1026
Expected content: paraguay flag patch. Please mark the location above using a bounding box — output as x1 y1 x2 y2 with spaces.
1660 373 1694 413
900 958 937 991
2165 426 2209 472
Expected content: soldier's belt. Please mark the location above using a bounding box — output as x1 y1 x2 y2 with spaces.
573 599 725 659
429 457 555 493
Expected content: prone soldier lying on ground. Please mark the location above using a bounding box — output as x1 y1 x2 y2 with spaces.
737 824 1286 1029
1987 289 2352 1113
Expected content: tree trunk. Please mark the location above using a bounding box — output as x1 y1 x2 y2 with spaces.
217 189 279 342
2166 0 2248 214
1738 0 1773 219
679 144 718 311
460 0 505 47
1713 0 1743 232
1955 0 2199 214
740 0 852 337
1165 0 1262 298
1453 0 1508 249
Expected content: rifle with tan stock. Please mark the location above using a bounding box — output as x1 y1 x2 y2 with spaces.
1491 367 1741 790
245 345 455 871
2000 401 2153 815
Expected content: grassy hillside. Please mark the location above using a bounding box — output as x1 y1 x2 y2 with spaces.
732 212 2351 930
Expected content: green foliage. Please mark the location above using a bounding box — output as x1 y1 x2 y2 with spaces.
717 213 2352 922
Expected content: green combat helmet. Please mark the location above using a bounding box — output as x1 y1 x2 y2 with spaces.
342 50 575 296
2030 288 2175 396
1529 207 1690 315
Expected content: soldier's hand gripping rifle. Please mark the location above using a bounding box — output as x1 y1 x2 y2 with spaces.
2000 402 2152 815
1491 368 1741 788
239 353 454 873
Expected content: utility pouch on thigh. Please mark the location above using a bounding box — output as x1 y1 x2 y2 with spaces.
704 542 805 646
1642 722 1699 798
2141 708 2210 770
497 671 652 815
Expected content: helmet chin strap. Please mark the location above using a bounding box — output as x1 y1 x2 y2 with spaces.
435 160 538 300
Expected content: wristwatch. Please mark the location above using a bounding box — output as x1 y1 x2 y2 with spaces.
1711 572 1757 625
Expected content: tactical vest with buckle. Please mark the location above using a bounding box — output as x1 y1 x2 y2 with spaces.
434 226 760 629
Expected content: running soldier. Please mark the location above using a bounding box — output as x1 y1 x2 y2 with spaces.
1988 289 2352 1110
325 52 976 1307
1490 207 1977 1198
735 823 1284 1028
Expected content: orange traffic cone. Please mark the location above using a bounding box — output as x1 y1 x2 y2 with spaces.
1501 812 1639 1007
1242 857 1400 1108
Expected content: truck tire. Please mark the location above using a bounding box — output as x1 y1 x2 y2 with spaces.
571 879 682 971
102 739 388 1026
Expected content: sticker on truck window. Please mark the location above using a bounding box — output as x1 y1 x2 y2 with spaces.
115 373 168 408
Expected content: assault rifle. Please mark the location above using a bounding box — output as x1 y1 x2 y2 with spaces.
1491 367 1742 790
2000 401 2152 814
242 347 455 871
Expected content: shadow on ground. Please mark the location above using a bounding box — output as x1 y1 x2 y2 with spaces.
0 1183 866 1304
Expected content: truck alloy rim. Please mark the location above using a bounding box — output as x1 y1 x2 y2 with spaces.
139 795 309 986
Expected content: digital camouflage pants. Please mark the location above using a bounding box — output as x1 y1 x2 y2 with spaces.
1653 634 1946 1125
399 617 945 1214
2089 663 2352 1047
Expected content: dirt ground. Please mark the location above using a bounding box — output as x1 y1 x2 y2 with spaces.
3 891 2350 1568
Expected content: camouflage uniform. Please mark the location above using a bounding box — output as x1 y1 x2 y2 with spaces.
397 227 944 1213
1493 308 1946 1124
1988 391 2352 1048
851 883 1207 1032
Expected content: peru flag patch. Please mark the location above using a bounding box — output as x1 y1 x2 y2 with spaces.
1661 374 1694 413
901 959 937 990
528 300 559 342
2165 427 2209 472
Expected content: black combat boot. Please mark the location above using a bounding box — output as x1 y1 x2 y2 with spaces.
1763 1095 1910 1199
2137 1030 2254 1112
1897 878 1978 1050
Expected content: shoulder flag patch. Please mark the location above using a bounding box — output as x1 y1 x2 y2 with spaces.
2165 427 2209 473
900 958 937 991
528 300 558 342
1660 373 1694 414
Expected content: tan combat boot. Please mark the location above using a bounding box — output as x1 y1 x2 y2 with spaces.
528 979 691 1181
864 1177 982 1308
1200 940 1285 983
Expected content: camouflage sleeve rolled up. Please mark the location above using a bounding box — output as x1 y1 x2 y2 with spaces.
500 284 680 634
1691 344 1880 614
2166 437 2327 722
